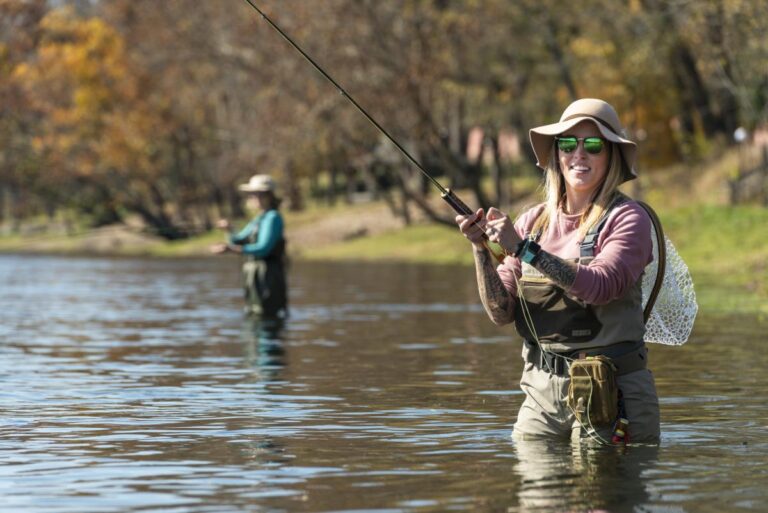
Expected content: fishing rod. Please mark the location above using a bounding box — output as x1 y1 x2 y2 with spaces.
240 0 491 228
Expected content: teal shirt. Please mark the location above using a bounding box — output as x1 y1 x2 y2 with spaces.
230 209 283 258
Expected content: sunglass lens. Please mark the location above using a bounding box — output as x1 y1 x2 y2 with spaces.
584 137 604 154
557 137 578 153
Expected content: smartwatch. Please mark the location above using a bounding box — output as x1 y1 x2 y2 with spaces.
515 239 541 265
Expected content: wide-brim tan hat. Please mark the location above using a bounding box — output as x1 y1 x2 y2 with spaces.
529 98 637 183
238 174 276 193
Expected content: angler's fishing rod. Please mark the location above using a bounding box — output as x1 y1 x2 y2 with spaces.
240 0 485 222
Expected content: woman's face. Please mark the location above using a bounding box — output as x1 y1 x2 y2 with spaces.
557 120 610 197
246 192 270 211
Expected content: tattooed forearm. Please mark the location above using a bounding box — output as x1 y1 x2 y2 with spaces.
533 250 577 289
473 245 514 324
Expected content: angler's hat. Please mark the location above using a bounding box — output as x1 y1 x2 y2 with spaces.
529 98 637 182
238 174 276 193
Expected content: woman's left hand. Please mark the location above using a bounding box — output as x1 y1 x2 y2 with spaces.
484 207 521 254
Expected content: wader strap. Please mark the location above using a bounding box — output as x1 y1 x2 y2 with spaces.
581 342 648 376
525 341 648 376
609 346 648 375
579 195 628 259
579 220 607 258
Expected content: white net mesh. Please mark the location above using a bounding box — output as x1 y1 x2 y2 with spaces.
641 223 698 345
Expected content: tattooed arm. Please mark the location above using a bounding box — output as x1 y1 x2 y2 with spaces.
473 245 515 325
456 207 518 325
532 250 578 290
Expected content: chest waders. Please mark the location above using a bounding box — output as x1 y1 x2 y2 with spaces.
243 235 288 319
514 199 647 430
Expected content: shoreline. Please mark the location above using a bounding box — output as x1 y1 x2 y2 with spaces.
1 204 766 317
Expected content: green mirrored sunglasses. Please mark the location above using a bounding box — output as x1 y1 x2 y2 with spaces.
555 136 605 154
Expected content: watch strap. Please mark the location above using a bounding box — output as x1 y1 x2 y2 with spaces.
520 240 541 265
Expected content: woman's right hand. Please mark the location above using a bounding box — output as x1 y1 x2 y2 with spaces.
216 219 231 231
455 208 487 245
457 207 521 255
210 243 229 254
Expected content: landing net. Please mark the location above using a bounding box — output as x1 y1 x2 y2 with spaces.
642 223 697 345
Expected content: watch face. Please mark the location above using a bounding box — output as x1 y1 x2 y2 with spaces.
522 242 540 264
521 249 535 264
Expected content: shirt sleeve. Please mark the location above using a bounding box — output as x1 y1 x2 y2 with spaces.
569 202 653 305
230 218 260 245
238 211 283 258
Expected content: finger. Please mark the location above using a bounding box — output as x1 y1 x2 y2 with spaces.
486 207 504 220
486 219 505 234
455 213 476 227
458 220 476 236
489 209 511 225
463 221 485 238
470 209 488 231
455 208 480 224
458 217 484 238
460 210 486 229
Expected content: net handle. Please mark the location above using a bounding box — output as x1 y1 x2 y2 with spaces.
638 201 666 323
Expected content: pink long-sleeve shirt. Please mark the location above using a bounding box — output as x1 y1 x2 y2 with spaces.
497 201 653 306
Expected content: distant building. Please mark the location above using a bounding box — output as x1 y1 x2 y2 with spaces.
466 127 522 164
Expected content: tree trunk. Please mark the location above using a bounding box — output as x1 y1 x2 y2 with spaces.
543 14 579 101
126 184 186 240
670 41 717 137
328 165 338 206
706 1 741 136
284 161 304 212
487 130 505 206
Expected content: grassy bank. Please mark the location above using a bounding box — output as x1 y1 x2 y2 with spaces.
659 204 767 314
299 223 472 265
296 203 768 316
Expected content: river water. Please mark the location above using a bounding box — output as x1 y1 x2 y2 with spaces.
0 254 766 513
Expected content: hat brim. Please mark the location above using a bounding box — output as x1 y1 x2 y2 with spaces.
529 116 637 182
238 185 273 193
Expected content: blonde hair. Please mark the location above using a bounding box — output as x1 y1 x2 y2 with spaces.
530 141 627 239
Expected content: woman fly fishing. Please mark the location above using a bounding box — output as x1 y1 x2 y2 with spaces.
456 99 660 444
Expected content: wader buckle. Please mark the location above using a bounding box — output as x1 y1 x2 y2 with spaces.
538 347 569 376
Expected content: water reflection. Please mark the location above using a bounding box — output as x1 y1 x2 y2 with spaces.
242 317 287 380
514 439 659 512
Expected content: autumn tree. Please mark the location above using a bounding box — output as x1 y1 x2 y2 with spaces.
3 0 767 235
0 0 47 227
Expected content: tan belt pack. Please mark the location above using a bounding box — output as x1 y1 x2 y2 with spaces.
567 356 618 426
